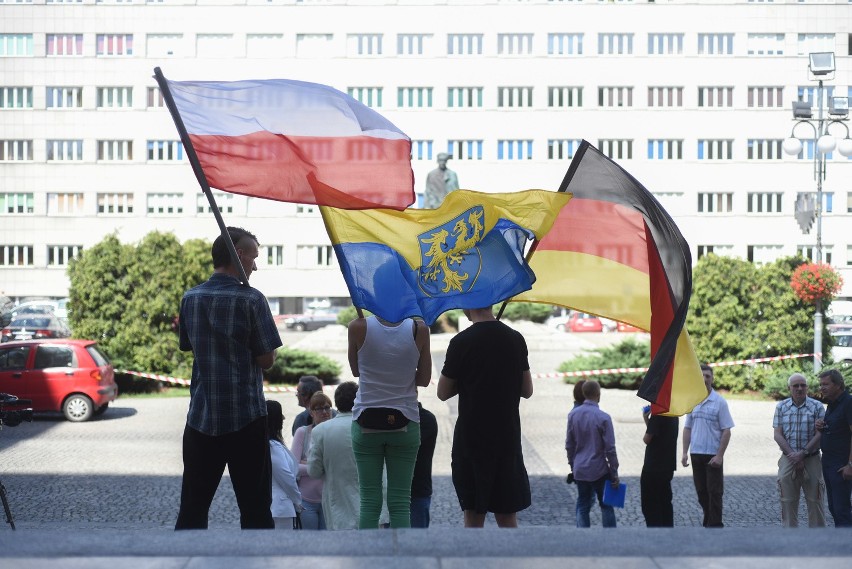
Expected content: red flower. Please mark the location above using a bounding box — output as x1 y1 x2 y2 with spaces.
790 263 843 304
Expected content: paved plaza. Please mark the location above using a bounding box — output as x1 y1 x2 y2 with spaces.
0 323 817 530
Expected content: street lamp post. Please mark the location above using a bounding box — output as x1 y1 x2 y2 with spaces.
782 52 852 373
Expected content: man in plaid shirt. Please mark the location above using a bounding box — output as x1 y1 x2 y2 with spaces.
175 227 283 530
773 373 826 527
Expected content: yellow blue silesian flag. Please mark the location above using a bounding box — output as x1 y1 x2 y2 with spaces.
320 189 572 324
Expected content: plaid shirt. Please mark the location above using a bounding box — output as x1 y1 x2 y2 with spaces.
179 273 282 436
773 396 824 453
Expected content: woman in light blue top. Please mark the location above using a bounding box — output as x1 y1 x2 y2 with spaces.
348 315 431 529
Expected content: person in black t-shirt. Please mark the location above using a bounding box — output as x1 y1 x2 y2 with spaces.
437 306 533 528
640 407 679 527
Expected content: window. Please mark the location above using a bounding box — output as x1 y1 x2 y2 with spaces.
146 87 165 108
397 34 432 56
647 139 683 160
447 140 483 161
848 245 852 267
599 86 633 107
498 87 533 107
46 245 82 267
196 34 235 58
647 86 683 108
97 192 134 215
196 192 233 214
264 245 284 267
46 34 83 56
598 139 633 160
46 140 83 161
0 140 33 161
33 345 76 369
798 191 833 214
748 86 783 108
348 33 382 56
411 140 433 161
848 191 852 213
498 33 533 55
147 140 184 161
97 34 134 56
448 87 483 108
747 192 783 213
0 193 34 214
97 140 133 161
246 34 283 59
0 346 31 372
296 34 333 58
398 87 432 108
0 87 33 109
549 86 583 108
798 245 832 265
347 87 382 108
747 139 783 160
747 33 784 56
0 34 34 57
548 33 583 55
296 245 335 268
798 85 835 106
548 139 582 160
97 87 132 109
448 34 483 56
147 193 184 215
747 245 783 265
647 33 683 55
697 86 733 107
698 33 734 55
46 86 83 109
797 33 834 56
598 33 633 55
497 140 533 160
0 245 33 266
697 192 733 213
697 245 734 260
47 193 85 215
146 34 183 58
697 139 733 160
296 205 318 216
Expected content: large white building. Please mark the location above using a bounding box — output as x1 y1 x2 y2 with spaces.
1 0 850 315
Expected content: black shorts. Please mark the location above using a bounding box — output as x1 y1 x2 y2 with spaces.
451 450 531 514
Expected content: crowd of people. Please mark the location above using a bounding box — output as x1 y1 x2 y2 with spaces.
174 226 852 530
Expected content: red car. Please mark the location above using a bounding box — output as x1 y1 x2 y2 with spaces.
567 312 604 333
0 339 117 422
617 321 645 333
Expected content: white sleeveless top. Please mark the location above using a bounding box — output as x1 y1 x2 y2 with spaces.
352 317 421 423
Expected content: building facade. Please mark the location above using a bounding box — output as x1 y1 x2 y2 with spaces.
1 0 850 313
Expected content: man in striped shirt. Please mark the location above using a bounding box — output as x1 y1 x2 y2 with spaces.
773 373 826 527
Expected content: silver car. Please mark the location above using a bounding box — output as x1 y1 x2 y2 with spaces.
830 331 852 365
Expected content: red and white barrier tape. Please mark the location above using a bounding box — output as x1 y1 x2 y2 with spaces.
117 369 297 392
530 353 814 380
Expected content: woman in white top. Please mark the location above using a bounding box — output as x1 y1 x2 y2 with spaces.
266 400 302 529
348 315 431 528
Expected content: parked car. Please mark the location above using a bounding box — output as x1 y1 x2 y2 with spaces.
827 314 852 334
567 312 604 333
617 321 645 333
282 310 342 332
1 313 71 343
830 331 852 365
11 298 68 320
0 339 117 421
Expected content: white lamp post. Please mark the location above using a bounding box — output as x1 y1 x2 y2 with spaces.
782 52 852 372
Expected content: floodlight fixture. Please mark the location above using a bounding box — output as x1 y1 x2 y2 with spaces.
792 101 813 119
808 52 835 76
829 96 849 118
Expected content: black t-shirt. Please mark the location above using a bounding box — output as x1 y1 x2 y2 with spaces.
643 415 679 472
441 320 529 455
411 404 438 498
821 390 852 463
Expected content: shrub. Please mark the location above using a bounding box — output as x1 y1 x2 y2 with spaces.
265 347 342 385
502 302 552 323
336 306 369 326
558 338 650 390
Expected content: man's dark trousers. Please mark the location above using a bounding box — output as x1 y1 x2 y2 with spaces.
640 468 674 527
823 457 852 527
175 416 274 529
690 453 724 528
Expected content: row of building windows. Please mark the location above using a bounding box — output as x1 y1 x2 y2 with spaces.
4 137 850 163
5 85 847 112
695 245 852 267
0 31 845 58
0 0 845 4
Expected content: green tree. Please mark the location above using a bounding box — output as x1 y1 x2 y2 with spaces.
502 302 552 323
558 338 650 389
68 232 211 375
